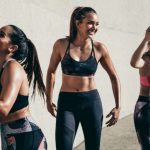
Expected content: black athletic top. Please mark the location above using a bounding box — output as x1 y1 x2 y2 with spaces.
61 39 98 76
0 59 29 114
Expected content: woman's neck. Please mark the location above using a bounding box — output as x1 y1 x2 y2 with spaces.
73 36 91 48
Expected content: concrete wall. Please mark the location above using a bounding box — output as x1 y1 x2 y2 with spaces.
0 0 150 149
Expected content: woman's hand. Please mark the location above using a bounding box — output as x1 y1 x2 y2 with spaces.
105 107 121 127
47 102 57 117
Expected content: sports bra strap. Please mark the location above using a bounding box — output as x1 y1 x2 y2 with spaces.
65 40 71 54
91 39 96 57
62 40 71 61
63 38 96 61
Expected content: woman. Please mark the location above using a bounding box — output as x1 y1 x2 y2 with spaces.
131 27 150 150
0 25 47 150
46 7 121 150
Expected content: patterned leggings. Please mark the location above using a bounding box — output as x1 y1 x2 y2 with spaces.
1 117 47 150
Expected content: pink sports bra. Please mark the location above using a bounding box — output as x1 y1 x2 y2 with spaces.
140 76 150 87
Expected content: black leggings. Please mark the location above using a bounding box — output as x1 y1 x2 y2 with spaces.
56 89 103 150
134 96 150 150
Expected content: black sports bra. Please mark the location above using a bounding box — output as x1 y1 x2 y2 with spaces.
61 39 98 76
0 59 29 114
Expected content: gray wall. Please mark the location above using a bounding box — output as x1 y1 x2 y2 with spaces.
0 0 150 149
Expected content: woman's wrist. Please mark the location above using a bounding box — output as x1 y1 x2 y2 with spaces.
115 106 121 110
46 98 52 104
142 38 149 44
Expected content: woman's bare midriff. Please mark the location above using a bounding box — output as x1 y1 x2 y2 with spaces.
1 107 31 124
140 85 150 96
60 74 97 92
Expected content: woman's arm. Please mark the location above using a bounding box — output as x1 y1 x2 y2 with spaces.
98 43 121 127
46 39 62 117
130 26 150 68
0 61 23 119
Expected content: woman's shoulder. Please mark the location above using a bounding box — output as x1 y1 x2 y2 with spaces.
54 37 69 47
0 59 25 85
53 38 70 55
3 59 24 74
93 40 108 54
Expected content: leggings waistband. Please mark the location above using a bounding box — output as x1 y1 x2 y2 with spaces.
59 89 98 95
138 95 150 102
58 89 100 104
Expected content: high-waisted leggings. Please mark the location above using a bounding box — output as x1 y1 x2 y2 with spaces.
134 95 150 150
56 89 103 150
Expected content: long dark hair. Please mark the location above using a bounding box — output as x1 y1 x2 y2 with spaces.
69 7 97 42
8 25 45 99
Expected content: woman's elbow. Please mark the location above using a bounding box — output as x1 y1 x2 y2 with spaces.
130 60 142 68
130 60 136 68
110 74 119 83
0 103 10 118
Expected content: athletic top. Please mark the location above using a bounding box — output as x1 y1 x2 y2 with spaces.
140 76 150 87
61 39 98 76
0 59 29 114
